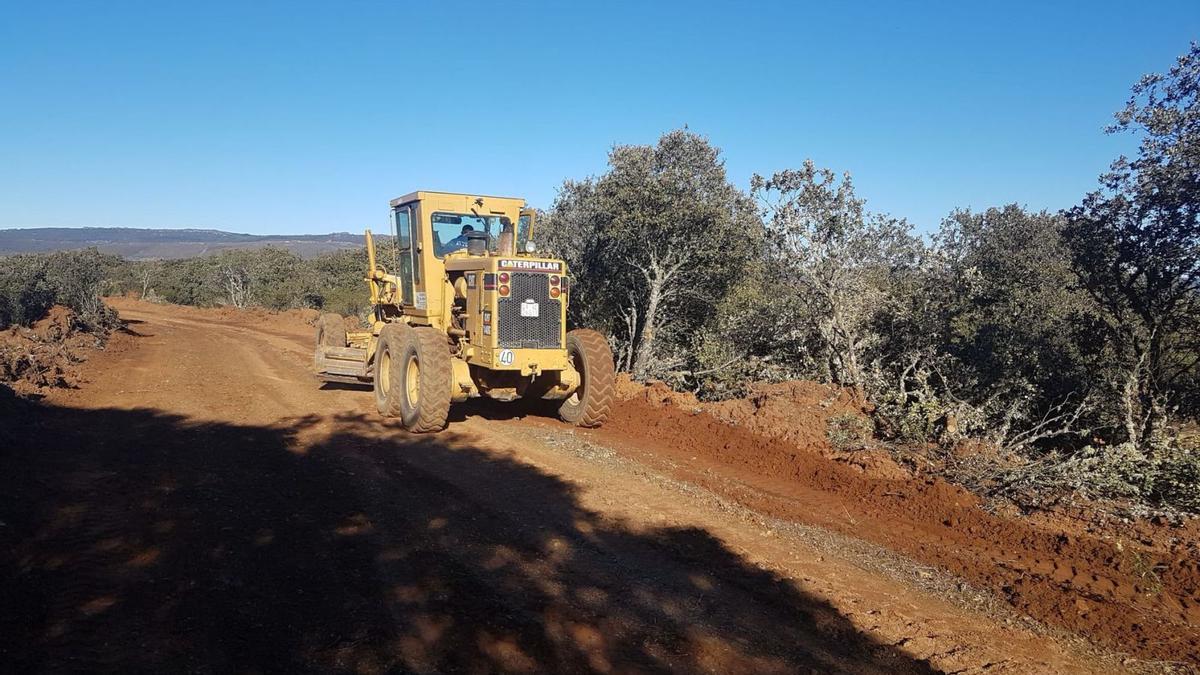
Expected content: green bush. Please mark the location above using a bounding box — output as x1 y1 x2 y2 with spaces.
0 255 55 328
103 247 371 318
0 249 119 330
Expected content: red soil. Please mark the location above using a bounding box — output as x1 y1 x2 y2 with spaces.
594 385 1200 665
7 301 1196 666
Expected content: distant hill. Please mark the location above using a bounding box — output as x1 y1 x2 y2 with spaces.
0 227 372 259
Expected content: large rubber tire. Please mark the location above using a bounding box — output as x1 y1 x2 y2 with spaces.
396 327 453 433
558 329 614 427
314 313 347 369
373 324 408 417
316 313 347 347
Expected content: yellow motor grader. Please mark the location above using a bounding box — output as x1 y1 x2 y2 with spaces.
313 191 614 432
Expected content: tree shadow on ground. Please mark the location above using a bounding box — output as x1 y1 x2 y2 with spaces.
0 387 936 673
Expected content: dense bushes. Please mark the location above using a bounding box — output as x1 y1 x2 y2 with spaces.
0 256 54 328
2 245 372 333
540 130 761 378
0 249 119 331
107 246 372 318
539 47 1199 514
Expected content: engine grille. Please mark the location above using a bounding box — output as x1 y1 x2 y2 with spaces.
497 272 562 349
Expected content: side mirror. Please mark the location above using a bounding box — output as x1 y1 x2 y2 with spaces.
518 208 536 254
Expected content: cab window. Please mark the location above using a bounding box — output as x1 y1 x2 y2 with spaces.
431 212 510 257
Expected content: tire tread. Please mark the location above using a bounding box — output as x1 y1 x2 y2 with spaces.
405 327 452 432
561 328 614 428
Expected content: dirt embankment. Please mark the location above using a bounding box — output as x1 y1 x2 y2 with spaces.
596 378 1200 665
622 377 908 479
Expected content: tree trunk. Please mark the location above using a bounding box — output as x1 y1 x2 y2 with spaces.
829 303 862 387
631 278 664 380
1121 367 1141 448
618 294 639 373
1139 329 1169 457
1139 393 1169 457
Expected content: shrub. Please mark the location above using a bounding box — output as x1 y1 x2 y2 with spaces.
826 412 874 451
1153 446 1200 513
0 249 118 330
41 249 120 330
977 442 1200 515
0 255 55 328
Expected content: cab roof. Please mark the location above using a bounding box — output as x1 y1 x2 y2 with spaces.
389 190 526 209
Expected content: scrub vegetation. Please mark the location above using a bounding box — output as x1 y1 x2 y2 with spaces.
2 45 1197 514
539 46 1200 514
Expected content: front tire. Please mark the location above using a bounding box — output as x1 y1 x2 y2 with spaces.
373 324 408 417
558 329 614 427
396 327 453 433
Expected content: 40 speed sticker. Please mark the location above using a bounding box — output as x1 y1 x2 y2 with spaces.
498 349 515 365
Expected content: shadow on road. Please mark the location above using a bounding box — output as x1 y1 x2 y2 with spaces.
0 386 934 673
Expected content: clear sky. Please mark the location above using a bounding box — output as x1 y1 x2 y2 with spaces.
2 1 1197 235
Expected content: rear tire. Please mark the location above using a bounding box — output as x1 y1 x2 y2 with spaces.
314 313 347 369
373 324 408 417
558 329 614 427
396 327 453 433
316 313 347 347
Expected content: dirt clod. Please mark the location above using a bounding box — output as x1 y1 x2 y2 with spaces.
0 306 105 394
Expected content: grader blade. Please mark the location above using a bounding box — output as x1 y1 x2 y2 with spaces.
315 345 369 381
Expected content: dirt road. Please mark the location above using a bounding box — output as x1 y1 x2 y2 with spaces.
0 299 1190 673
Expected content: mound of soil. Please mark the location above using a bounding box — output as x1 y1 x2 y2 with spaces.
704 380 865 448
0 306 105 395
615 375 702 410
617 377 907 480
615 377 869 447
602 381 1200 663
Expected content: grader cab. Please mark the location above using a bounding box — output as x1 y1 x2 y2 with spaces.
313 191 614 432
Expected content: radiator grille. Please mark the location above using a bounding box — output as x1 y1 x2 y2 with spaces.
497 273 562 349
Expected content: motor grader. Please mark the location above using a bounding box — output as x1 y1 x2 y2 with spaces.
313 190 614 432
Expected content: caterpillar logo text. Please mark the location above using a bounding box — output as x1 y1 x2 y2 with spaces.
498 259 562 272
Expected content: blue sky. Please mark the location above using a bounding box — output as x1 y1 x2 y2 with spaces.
1 1 1197 234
